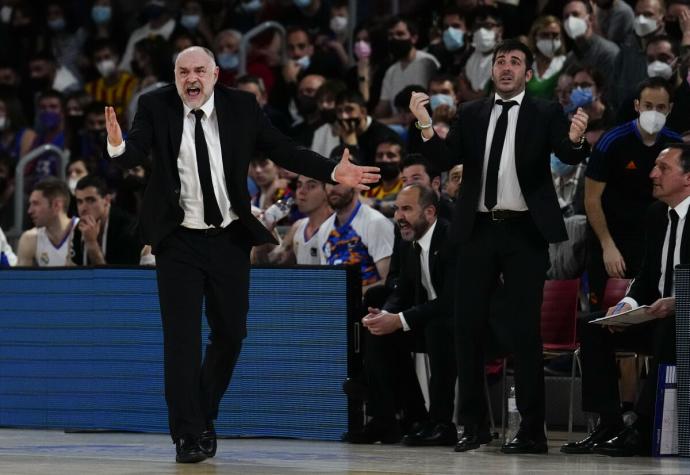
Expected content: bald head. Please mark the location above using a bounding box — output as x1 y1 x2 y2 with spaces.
174 46 219 109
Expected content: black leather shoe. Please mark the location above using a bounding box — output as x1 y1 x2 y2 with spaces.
592 426 650 457
560 422 623 454
343 418 401 444
199 422 217 458
403 421 458 447
454 424 492 452
501 431 548 454
175 435 207 464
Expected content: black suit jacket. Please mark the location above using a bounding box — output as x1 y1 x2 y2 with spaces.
107 84 337 250
72 206 141 266
421 95 590 244
627 200 690 305
383 219 453 331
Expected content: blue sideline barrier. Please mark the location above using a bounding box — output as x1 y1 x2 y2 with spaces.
0 266 356 441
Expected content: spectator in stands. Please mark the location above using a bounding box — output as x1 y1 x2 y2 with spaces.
408 76 458 152
610 0 667 109
213 29 242 87
362 138 405 217
178 0 215 47
236 75 291 134
27 50 80 94
347 184 456 447
555 68 575 114
526 16 567 99
346 21 389 108
0 152 15 230
391 85 426 141
26 90 67 187
569 65 613 126
44 1 87 76
563 143 690 457
665 0 690 47
319 146 394 290
401 153 455 221
276 0 330 37
562 0 620 88
594 0 635 44
249 156 293 211
324 0 352 70
427 6 471 76
17 177 78 267
458 7 504 101
64 91 92 147
119 0 177 73
584 78 683 309
66 158 92 200
310 80 348 157
444 164 464 201
71 175 140 266
252 174 332 265
0 92 37 163
85 40 138 121
334 90 399 166
114 163 149 218
171 29 199 60
85 0 127 53
375 17 440 123
290 74 326 147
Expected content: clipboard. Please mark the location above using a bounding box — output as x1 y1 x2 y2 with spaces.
588 305 657 326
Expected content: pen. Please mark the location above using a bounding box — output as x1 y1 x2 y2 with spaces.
612 302 625 315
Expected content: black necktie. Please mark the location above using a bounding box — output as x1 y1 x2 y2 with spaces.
193 109 223 227
663 209 679 297
412 242 427 304
484 99 518 210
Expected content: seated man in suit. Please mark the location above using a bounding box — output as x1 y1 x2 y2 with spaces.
345 184 457 446
562 143 690 456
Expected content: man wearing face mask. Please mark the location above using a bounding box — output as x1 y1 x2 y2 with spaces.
25 90 66 189
289 74 326 147
362 138 406 217
118 0 176 74
85 40 138 121
610 0 666 110
375 17 440 123
665 0 690 48
562 0 619 90
27 50 80 95
458 7 503 102
584 78 682 310
213 29 242 87
0 152 15 231
594 0 635 44
310 80 347 158
428 7 471 76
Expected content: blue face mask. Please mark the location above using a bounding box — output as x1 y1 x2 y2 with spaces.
442 27 465 51
217 52 239 70
48 17 66 31
550 153 577 177
91 6 112 24
387 123 408 142
293 0 311 8
180 14 200 30
570 87 594 108
38 111 61 130
242 0 263 13
430 94 455 111
296 55 311 70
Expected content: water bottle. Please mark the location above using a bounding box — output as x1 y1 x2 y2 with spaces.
262 197 294 228
506 385 520 442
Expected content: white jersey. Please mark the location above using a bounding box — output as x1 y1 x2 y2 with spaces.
35 217 78 267
292 218 321 265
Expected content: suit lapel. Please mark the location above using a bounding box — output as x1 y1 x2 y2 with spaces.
681 211 689 263
514 96 534 174
477 98 493 157
213 88 236 189
167 94 183 169
428 221 444 283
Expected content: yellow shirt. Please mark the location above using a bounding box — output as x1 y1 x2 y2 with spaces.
85 72 138 119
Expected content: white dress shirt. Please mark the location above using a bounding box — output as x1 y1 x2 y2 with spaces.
108 93 238 229
399 219 438 331
477 91 528 212
620 195 690 309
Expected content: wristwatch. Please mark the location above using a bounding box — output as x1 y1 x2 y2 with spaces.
415 120 433 130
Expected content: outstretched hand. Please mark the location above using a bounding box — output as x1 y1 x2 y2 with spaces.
333 147 380 191
104 106 123 147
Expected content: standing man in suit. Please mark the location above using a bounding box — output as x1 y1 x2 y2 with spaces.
409 39 590 453
103 46 379 464
347 184 456 446
562 144 690 456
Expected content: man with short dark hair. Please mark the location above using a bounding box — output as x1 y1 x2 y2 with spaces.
411 38 590 453
85 39 138 120
563 144 690 456
401 153 455 221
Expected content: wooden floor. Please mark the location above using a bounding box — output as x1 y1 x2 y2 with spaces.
1 428 689 474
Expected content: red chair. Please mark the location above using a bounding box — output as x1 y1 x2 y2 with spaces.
601 278 632 310
540 278 581 439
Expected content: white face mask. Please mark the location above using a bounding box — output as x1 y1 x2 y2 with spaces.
68 177 79 194
563 15 588 40
473 28 496 53
96 59 117 77
633 14 658 37
647 60 673 80
0 116 6 130
330 15 348 34
638 110 666 134
536 38 561 58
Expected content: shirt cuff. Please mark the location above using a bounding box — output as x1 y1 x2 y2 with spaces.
398 312 411 332
107 140 126 157
619 297 639 310
330 164 339 182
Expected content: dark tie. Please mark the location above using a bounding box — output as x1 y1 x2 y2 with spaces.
412 242 427 304
193 109 223 227
484 99 518 210
663 209 679 297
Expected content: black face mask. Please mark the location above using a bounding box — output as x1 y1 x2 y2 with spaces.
378 162 400 181
320 108 337 124
665 20 682 41
87 129 107 145
297 95 318 117
389 38 413 60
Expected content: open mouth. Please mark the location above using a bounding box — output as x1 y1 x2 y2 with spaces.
186 85 201 98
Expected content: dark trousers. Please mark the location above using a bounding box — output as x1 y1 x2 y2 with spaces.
579 312 676 427
364 317 456 423
155 222 251 440
455 214 549 437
